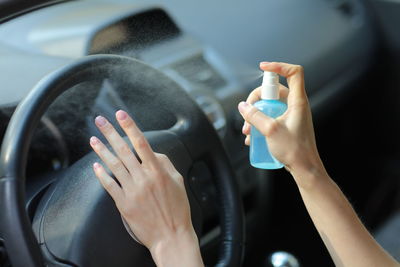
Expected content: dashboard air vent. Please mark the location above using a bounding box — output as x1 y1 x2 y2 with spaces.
169 55 226 90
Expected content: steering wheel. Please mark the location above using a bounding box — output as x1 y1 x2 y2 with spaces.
0 55 244 267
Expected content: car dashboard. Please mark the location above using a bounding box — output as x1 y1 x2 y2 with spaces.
0 0 377 265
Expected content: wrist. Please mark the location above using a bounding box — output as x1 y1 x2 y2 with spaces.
150 229 203 267
287 152 329 190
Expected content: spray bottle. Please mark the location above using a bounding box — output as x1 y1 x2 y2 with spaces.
250 71 287 169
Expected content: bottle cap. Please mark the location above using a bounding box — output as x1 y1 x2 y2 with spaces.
261 71 279 100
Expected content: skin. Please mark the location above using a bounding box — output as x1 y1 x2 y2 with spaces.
90 110 203 267
89 61 399 267
238 61 399 267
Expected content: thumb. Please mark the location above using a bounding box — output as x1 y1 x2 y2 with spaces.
238 102 279 137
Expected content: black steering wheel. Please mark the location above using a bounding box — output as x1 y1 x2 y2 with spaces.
0 55 244 267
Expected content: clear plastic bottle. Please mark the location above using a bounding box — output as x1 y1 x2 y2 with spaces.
250 71 287 169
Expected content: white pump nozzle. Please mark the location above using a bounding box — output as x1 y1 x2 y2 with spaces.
261 71 279 100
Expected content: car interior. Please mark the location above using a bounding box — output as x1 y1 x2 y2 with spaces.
0 0 400 266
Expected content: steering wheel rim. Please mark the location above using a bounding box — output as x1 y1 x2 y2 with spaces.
0 55 244 267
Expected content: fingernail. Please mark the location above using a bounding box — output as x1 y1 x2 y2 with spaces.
116 110 127 121
95 116 107 127
90 136 100 146
260 61 270 66
238 101 249 113
245 136 250 146
93 162 101 170
242 123 246 134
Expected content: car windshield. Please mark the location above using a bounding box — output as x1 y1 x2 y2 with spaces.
0 0 62 22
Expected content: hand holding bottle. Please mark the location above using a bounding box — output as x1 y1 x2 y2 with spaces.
238 62 324 185
240 62 400 267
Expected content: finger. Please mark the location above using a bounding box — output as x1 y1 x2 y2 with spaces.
242 122 250 135
260 62 306 102
90 136 132 187
278 84 289 103
115 110 157 167
246 86 261 105
244 84 286 133
154 153 179 179
93 162 124 205
238 101 279 137
245 135 250 146
95 116 140 174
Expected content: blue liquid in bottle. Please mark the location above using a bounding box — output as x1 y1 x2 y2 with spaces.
250 99 287 169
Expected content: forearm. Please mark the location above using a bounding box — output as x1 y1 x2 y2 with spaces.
291 162 399 267
150 230 204 267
